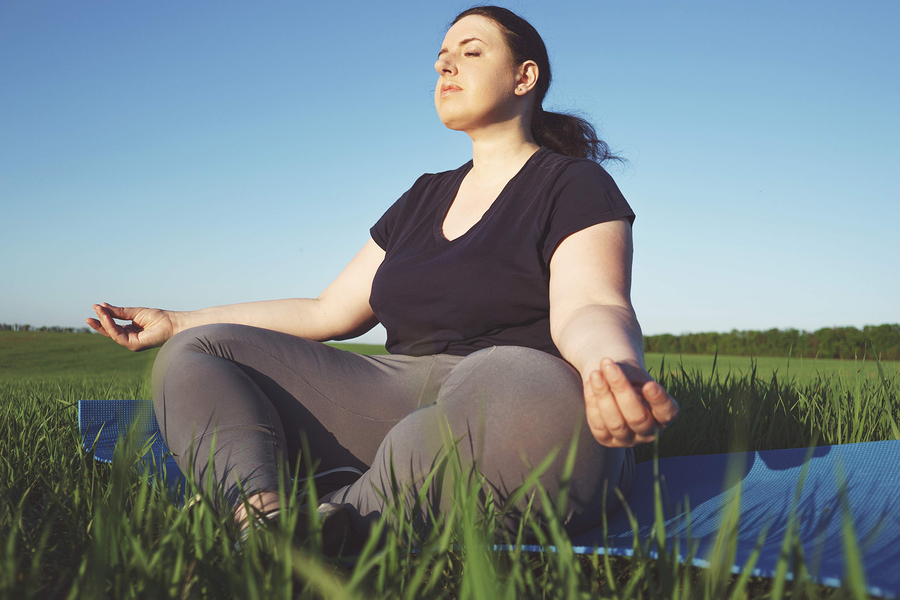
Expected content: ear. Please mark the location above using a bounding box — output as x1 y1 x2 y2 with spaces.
514 60 539 96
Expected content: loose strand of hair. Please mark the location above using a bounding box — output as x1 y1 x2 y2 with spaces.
532 109 624 165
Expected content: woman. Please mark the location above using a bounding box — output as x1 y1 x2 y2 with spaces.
87 6 679 542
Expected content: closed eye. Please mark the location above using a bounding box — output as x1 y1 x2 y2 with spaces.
465 51 481 57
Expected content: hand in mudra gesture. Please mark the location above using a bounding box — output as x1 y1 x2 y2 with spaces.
584 358 679 448
86 303 176 352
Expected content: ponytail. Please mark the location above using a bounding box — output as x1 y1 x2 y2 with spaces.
531 108 620 164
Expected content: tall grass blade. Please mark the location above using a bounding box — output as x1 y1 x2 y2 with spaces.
836 462 869 600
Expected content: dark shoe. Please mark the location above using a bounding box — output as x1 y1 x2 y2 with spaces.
303 502 353 557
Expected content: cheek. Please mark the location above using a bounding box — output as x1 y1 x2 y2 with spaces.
478 81 513 112
480 69 515 103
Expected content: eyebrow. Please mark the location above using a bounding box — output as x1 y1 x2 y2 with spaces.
437 37 486 58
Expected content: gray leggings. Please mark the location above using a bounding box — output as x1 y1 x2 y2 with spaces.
151 323 634 535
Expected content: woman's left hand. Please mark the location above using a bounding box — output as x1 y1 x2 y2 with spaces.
583 358 679 448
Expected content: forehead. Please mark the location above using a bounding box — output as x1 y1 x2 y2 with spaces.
441 14 503 46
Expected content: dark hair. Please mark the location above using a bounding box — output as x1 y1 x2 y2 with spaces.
451 6 621 165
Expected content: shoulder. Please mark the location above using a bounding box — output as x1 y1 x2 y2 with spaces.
387 161 470 214
531 149 628 214
533 149 620 192
379 160 470 221
534 149 634 239
411 160 473 192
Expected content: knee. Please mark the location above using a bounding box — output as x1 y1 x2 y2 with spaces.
151 323 243 404
439 345 587 440
455 345 584 407
159 323 245 359
152 327 199 389
154 323 246 374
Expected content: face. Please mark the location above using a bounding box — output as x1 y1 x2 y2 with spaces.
434 15 527 132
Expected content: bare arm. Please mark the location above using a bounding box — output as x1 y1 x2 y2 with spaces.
549 218 679 447
176 237 384 339
553 303 644 376
550 219 644 375
88 237 385 350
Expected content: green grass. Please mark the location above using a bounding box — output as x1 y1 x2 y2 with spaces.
0 331 160 379
2 332 898 598
0 331 385 379
637 354 900 463
645 352 900 381
6 329 897 381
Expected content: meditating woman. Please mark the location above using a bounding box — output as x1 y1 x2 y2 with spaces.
86 5 679 544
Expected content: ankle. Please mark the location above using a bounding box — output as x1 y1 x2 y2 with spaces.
234 490 282 531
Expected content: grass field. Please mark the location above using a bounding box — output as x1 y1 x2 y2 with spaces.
0 331 388 380
2 331 898 598
645 352 900 382
4 330 896 381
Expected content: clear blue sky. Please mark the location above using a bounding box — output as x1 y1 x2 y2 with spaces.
2 0 897 345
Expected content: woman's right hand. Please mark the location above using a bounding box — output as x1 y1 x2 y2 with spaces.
86 303 179 352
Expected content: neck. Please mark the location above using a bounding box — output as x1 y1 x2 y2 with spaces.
466 119 540 183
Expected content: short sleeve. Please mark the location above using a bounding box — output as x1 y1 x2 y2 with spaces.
370 187 412 250
541 160 635 264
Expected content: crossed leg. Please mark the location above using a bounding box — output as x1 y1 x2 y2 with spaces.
330 345 634 536
152 326 632 535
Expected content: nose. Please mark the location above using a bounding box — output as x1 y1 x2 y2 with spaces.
434 54 456 76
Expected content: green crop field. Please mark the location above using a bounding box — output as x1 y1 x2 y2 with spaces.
645 352 900 381
0 331 389 380
1 331 898 598
5 330 896 382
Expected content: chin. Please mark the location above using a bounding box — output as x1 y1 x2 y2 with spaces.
439 119 468 132
435 108 472 132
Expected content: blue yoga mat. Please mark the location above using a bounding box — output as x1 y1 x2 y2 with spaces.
78 399 900 598
79 399 186 502
569 442 900 599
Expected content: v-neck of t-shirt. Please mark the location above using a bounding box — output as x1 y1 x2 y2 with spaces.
433 147 547 245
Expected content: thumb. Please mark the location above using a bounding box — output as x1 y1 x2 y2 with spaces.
643 381 679 425
642 381 670 406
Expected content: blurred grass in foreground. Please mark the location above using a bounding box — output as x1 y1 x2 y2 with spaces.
1 334 897 598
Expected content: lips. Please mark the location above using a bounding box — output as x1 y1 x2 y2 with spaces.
440 83 462 97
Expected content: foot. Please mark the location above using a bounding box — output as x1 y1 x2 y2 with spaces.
305 502 353 557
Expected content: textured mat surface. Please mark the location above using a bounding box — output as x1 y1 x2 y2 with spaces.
78 399 900 598
78 399 186 502
568 441 900 598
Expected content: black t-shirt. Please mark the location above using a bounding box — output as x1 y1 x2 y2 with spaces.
369 146 635 358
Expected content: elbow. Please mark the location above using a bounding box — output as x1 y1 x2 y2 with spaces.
550 302 638 349
328 315 379 341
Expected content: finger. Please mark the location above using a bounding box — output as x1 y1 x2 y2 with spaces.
84 318 111 339
590 369 634 444
587 373 658 447
94 304 128 345
642 380 670 407
583 376 612 445
643 381 679 427
96 306 125 342
101 302 140 321
85 318 109 337
585 377 657 447
601 359 656 437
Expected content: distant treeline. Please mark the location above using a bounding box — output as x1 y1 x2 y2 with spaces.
5 322 900 361
1 323 93 334
644 325 900 361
